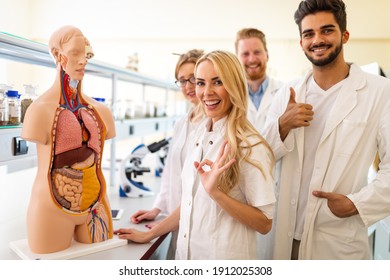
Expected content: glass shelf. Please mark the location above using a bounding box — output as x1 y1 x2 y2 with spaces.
0 125 22 129
0 32 177 89
0 32 179 185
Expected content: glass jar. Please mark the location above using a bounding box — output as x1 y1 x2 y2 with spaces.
7 90 21 125
113 98 127 120
0 84 10 126
21 84 38 123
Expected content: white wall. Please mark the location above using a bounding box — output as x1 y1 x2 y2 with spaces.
1 0 390 85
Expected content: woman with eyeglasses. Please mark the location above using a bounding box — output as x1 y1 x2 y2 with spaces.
116 50 276 259
130 49 204 259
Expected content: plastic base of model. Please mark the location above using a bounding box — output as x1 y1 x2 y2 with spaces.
9 237 127 260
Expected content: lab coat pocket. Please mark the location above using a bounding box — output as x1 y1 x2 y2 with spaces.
334 119 367 156
313 200 369 259
315 200 355 241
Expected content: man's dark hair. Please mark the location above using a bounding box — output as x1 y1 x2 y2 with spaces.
294 0 347 35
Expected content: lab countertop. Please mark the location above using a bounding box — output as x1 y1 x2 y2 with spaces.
0 166 169 260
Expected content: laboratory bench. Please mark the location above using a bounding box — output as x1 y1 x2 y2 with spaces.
0 165 170 260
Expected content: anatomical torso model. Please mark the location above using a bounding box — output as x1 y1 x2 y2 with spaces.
21 26 115 254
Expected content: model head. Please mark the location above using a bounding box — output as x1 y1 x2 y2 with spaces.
174 49 204 105
49 25 94 80
235 28 269 82
195 50 247 124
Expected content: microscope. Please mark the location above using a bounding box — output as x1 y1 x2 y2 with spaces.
119 138 170 197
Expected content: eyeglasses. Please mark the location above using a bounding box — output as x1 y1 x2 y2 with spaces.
175 76 196 87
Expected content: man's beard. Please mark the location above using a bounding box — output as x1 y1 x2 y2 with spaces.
245 65 266 81
305 41 343 67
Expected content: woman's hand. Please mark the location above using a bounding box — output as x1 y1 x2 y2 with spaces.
130 208 161 224
194 140 235 198
113 228 154 243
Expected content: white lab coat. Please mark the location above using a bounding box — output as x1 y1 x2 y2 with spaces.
247 77 283 133
246 77 283 260
263 63 390 259
153 112 196 214
176 118 275 259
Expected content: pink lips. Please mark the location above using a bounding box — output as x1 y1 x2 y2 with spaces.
187 91 196 98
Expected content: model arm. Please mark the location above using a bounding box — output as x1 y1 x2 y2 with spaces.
114 206 180 243
194 141 272 234
92 101 116 140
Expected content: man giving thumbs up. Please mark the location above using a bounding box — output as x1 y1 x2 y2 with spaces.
262 0 390 261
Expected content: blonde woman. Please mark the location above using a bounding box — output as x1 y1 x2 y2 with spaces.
115 50 275 259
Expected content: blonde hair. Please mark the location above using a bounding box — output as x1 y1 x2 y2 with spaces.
195 50 274 193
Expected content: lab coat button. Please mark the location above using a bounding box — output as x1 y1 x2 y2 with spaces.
188 201 191 206
196 143 199 147
184 233 187 238
291 199 296 205
209 140 213 145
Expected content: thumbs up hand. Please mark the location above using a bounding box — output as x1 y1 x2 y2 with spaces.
288 87 297 104
279 87 314 141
